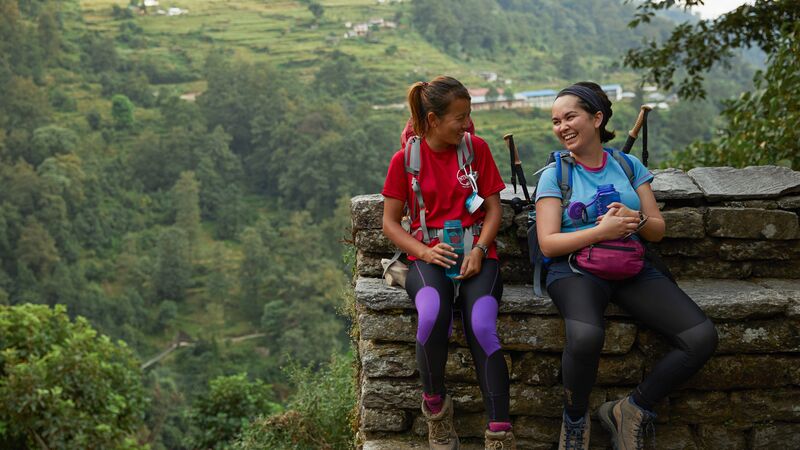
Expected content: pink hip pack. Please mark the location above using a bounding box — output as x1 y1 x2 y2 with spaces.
569 238 645 280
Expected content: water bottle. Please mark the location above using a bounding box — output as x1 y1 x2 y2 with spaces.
442 220 464 279
595 184 621 217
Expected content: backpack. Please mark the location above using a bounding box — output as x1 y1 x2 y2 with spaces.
527 148 673 297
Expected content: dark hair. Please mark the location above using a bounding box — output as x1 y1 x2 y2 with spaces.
407 76 470 137
558 81 616 143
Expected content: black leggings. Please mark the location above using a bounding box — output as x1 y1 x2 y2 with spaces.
405 259 509 422
548 275 717 418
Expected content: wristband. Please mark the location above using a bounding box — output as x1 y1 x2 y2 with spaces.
474 243 489 258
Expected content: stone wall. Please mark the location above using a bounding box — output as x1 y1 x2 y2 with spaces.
351 166 800 449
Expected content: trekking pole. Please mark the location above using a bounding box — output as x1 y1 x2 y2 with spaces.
506 134 517 193
503 133 531 204
621 105 653 166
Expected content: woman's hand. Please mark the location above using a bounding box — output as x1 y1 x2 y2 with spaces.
595 202 638 224
595 207 640 240
420 243 458 268
456 247 483 280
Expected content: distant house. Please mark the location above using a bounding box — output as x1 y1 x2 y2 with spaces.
518 89 558 108
601 84 622 101
469 88 527 111
353 23 369 36
143 0 159 6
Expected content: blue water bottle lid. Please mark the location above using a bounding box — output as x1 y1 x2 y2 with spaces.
444 220 462 229
597 184 616 193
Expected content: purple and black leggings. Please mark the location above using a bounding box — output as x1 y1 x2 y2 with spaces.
405 258 510 422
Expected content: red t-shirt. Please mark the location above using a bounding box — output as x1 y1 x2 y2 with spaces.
382 134 506 260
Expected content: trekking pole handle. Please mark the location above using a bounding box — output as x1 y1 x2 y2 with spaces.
622 105 653 154
503 133 522 165
629 105 653 139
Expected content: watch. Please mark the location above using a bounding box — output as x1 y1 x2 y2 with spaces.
474 243 489 258
636 211 649 231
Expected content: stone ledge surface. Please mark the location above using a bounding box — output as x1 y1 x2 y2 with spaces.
356 276 800 320
688 166 800 201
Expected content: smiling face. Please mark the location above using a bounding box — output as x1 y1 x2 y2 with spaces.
427 97 472 148
551 95 603 153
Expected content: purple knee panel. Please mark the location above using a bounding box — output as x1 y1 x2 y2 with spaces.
415 286 442 345
470 295 501 356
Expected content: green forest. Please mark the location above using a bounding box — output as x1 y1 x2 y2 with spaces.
0 0 796 449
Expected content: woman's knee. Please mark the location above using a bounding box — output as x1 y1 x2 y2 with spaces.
468 295 501 355
564 319 605 358
414 286 449 344
679 318 718 363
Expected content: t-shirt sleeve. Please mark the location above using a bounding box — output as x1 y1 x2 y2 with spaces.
628 154 655 189
474 136 506 197
535 166 562 202
381 149 407 201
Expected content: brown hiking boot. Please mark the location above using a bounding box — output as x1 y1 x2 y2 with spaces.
558 411 590 450
597 396 657 450
485 429 516 449
421 394 459 450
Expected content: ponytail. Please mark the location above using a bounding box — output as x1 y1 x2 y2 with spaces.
407 82 428 136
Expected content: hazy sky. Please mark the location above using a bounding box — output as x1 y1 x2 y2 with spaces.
690 0 754 19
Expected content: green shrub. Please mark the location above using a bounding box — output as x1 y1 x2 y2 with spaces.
0 304 147 450
234 353 356 450
189 373 280 450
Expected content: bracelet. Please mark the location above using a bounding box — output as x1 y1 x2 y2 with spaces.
474 243 489 258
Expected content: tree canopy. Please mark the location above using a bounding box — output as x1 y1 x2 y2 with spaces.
625 0 800 100
0 304 146 450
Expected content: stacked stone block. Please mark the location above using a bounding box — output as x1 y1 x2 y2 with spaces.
352 166 800 449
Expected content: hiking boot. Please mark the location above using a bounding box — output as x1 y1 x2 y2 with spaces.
558 411 590 450
485 429 516 449
597 396 657 450
421 394 459 449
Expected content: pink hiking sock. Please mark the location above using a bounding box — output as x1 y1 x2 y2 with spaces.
488 421 512 432
423 393 443 415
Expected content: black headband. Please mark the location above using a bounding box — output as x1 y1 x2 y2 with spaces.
557 85 611 125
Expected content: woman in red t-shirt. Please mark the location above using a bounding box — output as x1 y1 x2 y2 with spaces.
382 76 513 449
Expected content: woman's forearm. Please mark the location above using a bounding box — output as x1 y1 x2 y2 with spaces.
383 219 430 259
638 216 665 242
539 227 603 258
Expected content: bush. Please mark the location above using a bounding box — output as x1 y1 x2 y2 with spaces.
234 353 356 450
189 373 280 450
0 304 147 450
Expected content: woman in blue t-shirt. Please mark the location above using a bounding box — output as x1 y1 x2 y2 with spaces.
535 82 718 450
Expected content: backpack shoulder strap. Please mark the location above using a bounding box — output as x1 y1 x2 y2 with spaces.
403 136 431 243
404 136 422 175
456 132 475 169
606 148 635 187
554 151 575 207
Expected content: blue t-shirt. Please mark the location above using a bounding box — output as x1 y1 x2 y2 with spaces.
535 150 654 232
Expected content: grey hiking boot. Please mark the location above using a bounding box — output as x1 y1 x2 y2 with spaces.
597 396 657 450
485 429 516 449
558 411 590 450
421 394 459 449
